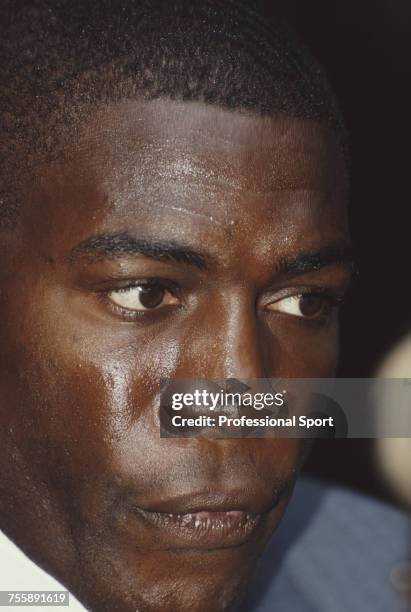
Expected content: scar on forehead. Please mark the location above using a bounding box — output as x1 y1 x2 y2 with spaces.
165 204 224 226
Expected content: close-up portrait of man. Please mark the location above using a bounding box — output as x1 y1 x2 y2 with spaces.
0 1 409 611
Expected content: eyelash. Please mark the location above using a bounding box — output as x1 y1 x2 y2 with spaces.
269 288 344 326
98 281 345 324
98 278 183 321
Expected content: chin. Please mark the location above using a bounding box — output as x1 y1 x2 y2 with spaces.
74 565 254 612
68 529 270 612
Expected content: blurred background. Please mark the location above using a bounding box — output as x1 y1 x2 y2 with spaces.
252 0 411 509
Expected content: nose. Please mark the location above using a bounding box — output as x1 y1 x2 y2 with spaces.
178 291 270 382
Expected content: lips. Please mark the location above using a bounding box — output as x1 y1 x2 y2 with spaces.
133 506 262 548
129 490 281 549
133 489 279 515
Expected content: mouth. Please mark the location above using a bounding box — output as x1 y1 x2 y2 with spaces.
130 491 281 550
133 507 263 548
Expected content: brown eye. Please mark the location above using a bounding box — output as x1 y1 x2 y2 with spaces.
108 283 180 312
138 284 166 309
298 294 326 318
266 293 332 319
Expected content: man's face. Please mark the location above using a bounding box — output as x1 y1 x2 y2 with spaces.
0 100 351 612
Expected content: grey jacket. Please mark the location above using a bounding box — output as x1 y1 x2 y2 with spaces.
242 478 410 612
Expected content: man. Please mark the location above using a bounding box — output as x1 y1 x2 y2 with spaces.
0 1 408 611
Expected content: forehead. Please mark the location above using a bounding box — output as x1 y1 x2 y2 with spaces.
65 98 345 190
24 99 348 262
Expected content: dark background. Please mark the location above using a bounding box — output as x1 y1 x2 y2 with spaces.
256 0 411 504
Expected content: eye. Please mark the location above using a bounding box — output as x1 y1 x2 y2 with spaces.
266 292 337 319
107 282 180 312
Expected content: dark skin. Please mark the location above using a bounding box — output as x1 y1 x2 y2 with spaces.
0 99 352 612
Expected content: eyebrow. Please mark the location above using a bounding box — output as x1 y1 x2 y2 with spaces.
277 244 356 276
69 232 356 276
69 232 215 271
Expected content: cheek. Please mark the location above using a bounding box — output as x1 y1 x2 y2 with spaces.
0 292 189 508
0 290 135 484
261 317 340 377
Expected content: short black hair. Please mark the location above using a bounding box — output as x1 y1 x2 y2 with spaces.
0 0 347 226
